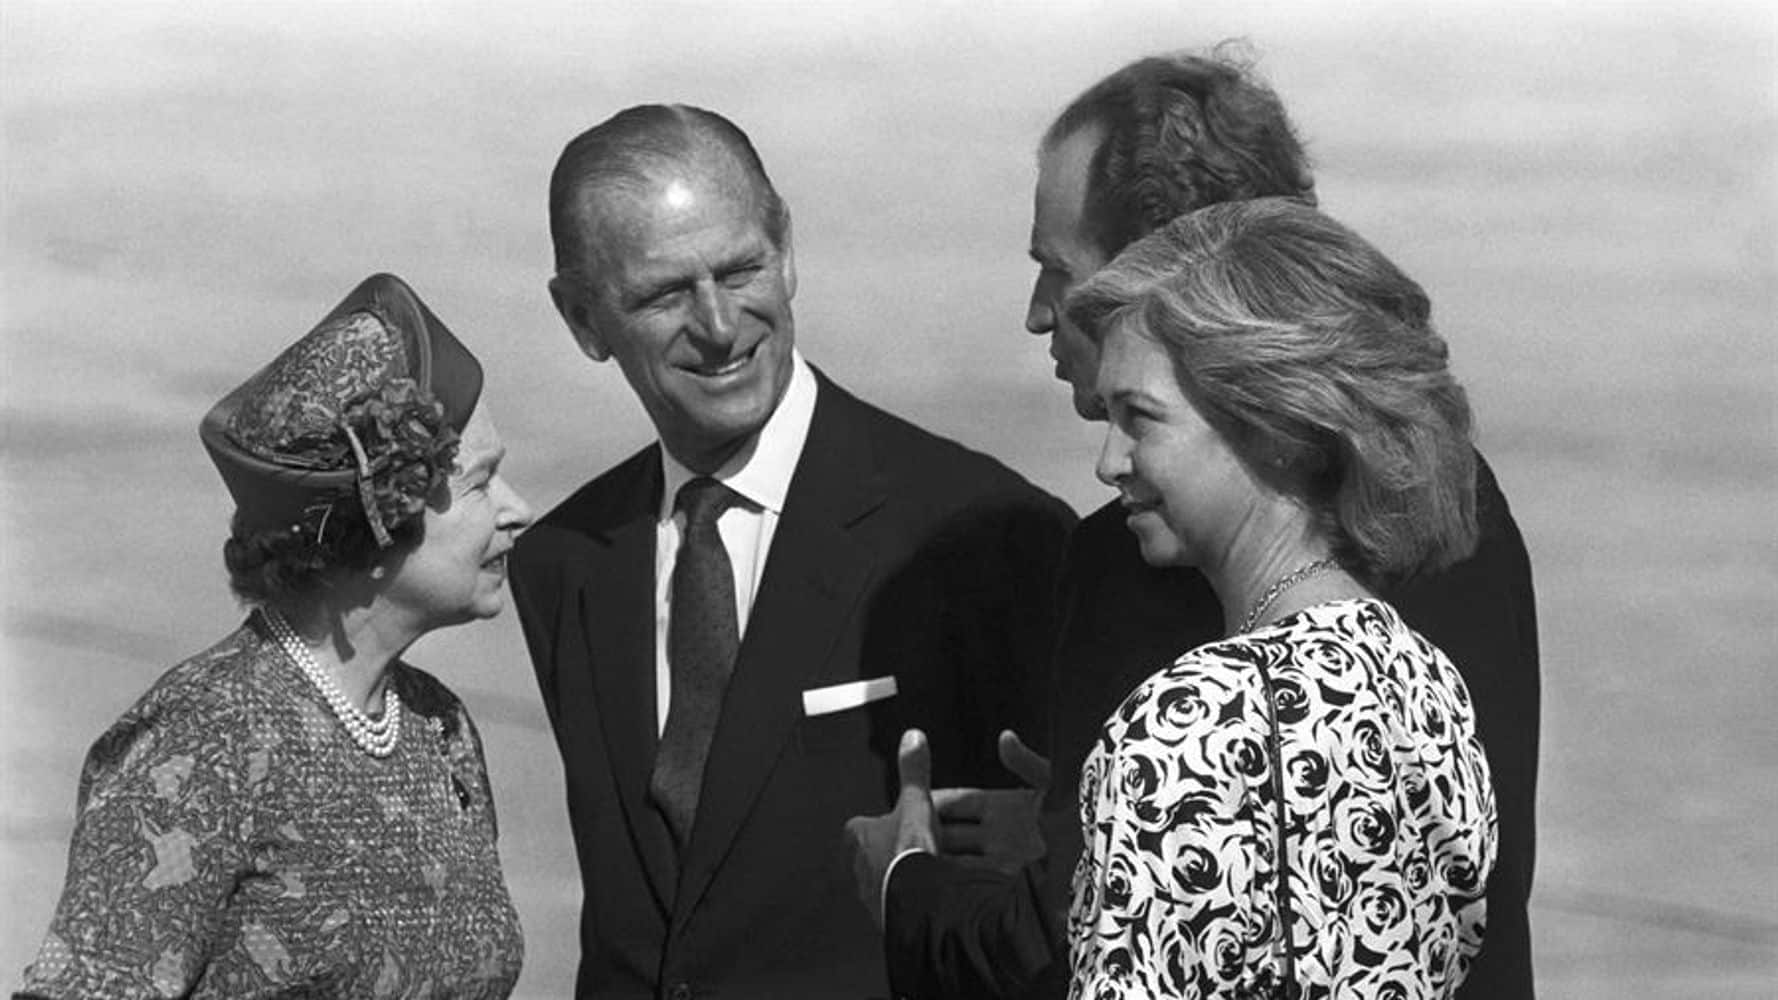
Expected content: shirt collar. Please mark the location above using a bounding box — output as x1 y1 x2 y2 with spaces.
658 350 817 520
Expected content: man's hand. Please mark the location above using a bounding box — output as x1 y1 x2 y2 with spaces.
930 729 1052 874
843 729 940 930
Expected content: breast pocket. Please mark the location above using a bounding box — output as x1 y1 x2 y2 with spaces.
797 676 903 807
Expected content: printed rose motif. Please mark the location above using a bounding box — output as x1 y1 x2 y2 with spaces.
1338 798 1399 856
1269 676 1311 725
1102 847 1140 911
1312 850 1356 907
1443 854 1484 894
1400 763 1430 813
1421 698 1447 740
1153 681 1216 740
1228 735 1268 780
1350 719 1395 782
1356 883 1408 936
1176 843 1224 894
1069 602 1493 1000
1197 920 1245 982
1116 755 1162 816
1403 853 1431 893
1286 749 1328 798
1374 977 1413 1000
1295 633 1360 678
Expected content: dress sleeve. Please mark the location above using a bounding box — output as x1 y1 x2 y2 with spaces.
18 693 251 998
1069 659 1257 999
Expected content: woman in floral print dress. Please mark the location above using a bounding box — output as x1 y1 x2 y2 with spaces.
1062 200 1497 1000
18 274 533 998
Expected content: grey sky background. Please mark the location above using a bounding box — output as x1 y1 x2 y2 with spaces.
4 1 1775 995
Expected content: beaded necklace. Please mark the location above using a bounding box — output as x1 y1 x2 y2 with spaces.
262 607 401 757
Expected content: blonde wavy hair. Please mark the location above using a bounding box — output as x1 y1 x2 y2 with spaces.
1067 197 1477 585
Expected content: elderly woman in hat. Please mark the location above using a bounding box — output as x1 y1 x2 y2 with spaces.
18 274 531 998
1064 200 1496 999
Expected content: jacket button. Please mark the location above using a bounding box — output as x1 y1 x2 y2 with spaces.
668 984 693 1000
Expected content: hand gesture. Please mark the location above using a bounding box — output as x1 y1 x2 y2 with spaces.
843 729 940 929
930 729 1051 874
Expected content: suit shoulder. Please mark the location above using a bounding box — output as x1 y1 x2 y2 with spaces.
828 382 1068 514
1473 451 1528 545
514 442 657 562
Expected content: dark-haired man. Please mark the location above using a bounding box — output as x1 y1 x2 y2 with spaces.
851 51 1539 999
510 104 1074 998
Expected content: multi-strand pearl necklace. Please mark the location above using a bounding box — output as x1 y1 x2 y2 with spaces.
262 607 401 758
1237 558 1340 634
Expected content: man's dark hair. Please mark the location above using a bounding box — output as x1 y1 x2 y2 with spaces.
1045 43 1316 258
548 104 788 280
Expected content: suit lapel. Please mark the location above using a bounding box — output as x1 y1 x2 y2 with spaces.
575 449 679 913
674 375 886 919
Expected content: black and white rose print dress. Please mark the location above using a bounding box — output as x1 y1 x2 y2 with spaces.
1069 599 1495 1000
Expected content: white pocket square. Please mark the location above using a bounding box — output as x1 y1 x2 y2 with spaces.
801 676 898 717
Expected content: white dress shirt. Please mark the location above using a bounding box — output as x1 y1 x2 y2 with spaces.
653 351 817 734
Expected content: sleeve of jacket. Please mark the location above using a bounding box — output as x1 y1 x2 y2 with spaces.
912 483 1075 789
879 489 1076 1000
971 489 1077 766
883 853 1059 1000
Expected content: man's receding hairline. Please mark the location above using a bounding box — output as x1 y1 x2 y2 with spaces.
565 155 776 242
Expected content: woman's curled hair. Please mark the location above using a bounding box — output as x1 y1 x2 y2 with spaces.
1066 197 1477 586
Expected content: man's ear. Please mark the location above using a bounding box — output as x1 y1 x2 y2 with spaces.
548 274 611 362
777 213 797 301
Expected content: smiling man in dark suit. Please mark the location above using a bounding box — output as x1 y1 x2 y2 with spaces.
853 50 1540 999
509 104 1073 999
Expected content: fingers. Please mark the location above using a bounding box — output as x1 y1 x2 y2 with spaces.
893 730 938 857
998 729 1052 790
898 728 931 796
937 822 988 855
932 787 987 820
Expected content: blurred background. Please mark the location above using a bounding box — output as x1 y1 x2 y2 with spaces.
3 1 1774 996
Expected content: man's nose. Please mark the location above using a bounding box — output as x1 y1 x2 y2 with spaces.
1094 424 1130 488
690 283 739 346
1024 277 1055 336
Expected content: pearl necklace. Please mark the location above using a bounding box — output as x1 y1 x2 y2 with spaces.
1237 558 1339 634
262 607 401 758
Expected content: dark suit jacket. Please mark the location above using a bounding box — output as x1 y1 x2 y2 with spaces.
885 454 1539 999
510 371 1075 999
